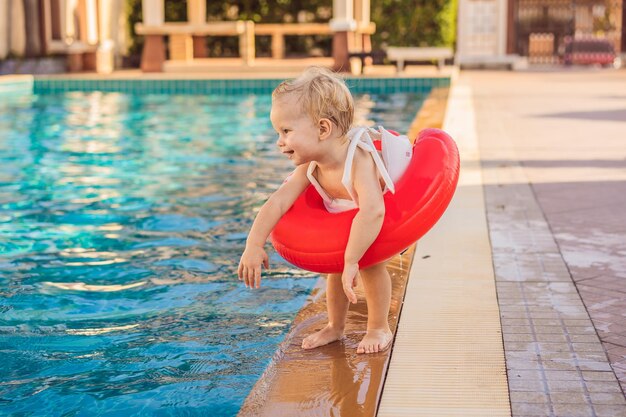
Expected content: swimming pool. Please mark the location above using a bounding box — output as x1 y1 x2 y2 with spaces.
0 79 432 416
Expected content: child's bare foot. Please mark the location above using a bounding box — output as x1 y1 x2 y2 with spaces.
301 324 344 350
357 328 393 354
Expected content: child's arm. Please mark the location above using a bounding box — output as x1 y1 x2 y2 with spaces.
238 164 310 289
342 153 386 303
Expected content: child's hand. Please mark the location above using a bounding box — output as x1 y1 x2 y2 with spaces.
238 245 269 289
341 262 359 304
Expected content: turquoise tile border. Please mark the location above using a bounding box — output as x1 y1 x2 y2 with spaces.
28 77 450 95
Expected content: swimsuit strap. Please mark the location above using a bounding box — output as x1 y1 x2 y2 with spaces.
341 127 396 202
307 161 359 212
306 161 333 204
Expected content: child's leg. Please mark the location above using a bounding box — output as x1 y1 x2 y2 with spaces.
357 262 393 354
302 273 350 349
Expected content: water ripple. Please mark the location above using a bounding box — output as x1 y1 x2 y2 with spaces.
0 90 425 416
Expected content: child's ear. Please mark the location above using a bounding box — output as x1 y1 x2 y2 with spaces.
318 118 333 140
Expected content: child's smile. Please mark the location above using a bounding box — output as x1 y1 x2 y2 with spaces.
270 94 322 166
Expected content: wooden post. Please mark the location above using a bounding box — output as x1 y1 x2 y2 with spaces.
169 35 194 61
354 0 372 66
188 0 207 58
10 0 26 57
506 0 516 53
271 33 285 59
332 31 351 72
330 0 356 72
240 20 255 65
140 0 165 72
96 0 119 73
23 0 42 57
141 35 165 72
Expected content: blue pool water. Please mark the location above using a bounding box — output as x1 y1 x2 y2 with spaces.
0 88 426 416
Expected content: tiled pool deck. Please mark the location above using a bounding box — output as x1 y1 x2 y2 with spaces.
2 67 625 416
467 69 626 417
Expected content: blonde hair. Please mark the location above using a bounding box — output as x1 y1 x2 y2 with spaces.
272 66 354 136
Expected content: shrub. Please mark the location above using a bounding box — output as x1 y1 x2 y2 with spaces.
124 0 457 64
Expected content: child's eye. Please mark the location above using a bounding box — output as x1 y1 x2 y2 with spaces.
282 129 290 134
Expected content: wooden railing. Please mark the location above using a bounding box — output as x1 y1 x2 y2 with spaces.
135 21 255 64
134 20 376 70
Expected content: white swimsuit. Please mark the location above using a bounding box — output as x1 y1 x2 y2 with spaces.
306 126 412 214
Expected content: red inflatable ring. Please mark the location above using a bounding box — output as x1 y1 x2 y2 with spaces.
270 128 460 273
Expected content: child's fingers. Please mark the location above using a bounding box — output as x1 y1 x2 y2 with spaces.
246 267 254 288
237 262 243 280
344 287 357 304
254 268 261 289
263 255 269 270
242 266 250 287
342 278 357 304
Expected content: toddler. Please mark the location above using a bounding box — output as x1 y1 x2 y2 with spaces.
238 67 407 354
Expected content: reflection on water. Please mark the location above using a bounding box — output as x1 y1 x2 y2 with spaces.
0 90 424 416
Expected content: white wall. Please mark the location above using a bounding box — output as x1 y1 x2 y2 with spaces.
457 0 510 64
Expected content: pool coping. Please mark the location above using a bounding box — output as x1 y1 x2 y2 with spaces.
378 79 511 416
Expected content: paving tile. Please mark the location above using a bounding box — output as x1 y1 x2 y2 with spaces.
594 404 626 417
581 371 620 382
546 379 586 392
508 369 543 381
513 415 550 417
503 325 534 333
509 377 546 392
571 334 604 343
507 359 543 370
589 392 626 405
572 343 608 353
506 341 539 351
505 333 537 342
534 326 569 334
541 352 577 361
549 391 588 403
511 402 553 415
564 319 595 327
544 370 583 381
471 71 626 417
538 342 574 353
536 334 569 343
575 352 611 362
565 326 597 335
507 351 541 360
509 391 549 403
551 403 594 417
585 381 624 393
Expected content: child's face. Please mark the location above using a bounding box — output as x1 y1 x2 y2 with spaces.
270 94 321 166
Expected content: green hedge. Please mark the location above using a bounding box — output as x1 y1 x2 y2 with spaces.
371 0 457 48
125 0 456 63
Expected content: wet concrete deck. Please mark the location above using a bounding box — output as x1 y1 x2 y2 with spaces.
466 69 626 417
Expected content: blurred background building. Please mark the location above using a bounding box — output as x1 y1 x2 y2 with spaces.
0 0 623 73
458 0 624 66
0 0 125 73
